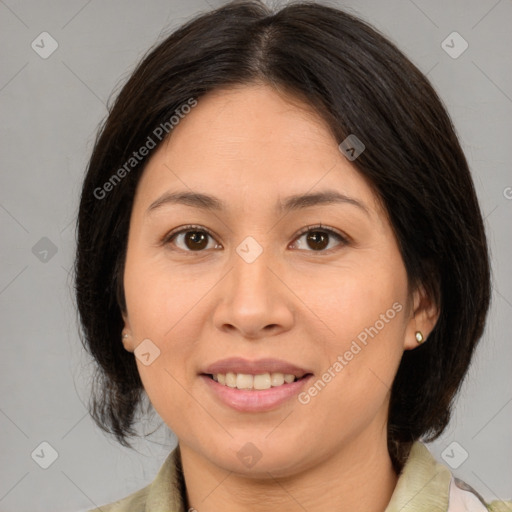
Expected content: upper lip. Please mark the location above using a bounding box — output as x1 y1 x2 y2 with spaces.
202 357 312 378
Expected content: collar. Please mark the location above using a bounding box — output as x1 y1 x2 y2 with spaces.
145 443 186 512
384 441 488 512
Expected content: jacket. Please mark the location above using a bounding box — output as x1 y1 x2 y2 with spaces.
88 441 511 511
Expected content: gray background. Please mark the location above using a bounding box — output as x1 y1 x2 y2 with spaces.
0 0 511 511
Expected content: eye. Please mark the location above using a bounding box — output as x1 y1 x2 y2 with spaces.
162 223 348 253
291 224 348 252
163 225 221 252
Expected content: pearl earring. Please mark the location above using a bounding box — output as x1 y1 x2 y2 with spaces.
415 331 424 344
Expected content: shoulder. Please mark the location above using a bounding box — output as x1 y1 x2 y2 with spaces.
449 476 512 512
85 445 185 512
87 483 150 512
387 441 511 512
486 501 512 512
486 502 512 512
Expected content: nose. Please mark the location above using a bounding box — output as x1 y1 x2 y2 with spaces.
212 246 295 340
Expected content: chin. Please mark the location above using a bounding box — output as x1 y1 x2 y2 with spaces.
202 437 312 478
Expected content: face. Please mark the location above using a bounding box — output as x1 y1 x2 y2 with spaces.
121 84 435 477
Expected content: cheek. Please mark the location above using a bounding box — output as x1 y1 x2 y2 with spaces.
134 358 207 446
123 249 198 337
122 247 217 390
300 255 408 342
298 258 408 405
298 305 406 442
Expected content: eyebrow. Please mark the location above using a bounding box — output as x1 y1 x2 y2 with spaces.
146 189 369 215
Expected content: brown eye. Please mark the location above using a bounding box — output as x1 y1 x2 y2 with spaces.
292 225 348 252
306 231 330 251
182 230 209 251
164 225 220 252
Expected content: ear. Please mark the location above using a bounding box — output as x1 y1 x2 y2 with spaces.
121 312 135 353
403 283 439 350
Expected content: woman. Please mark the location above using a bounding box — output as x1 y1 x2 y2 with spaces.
74 1 511 511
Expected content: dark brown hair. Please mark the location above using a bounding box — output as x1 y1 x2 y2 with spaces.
75 0 490 472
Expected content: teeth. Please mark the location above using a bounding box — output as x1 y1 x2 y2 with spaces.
211 372 300 390
253 373 272 389
226 372 237 388
271 373 284 386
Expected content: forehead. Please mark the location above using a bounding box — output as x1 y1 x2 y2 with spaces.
134 84 382 215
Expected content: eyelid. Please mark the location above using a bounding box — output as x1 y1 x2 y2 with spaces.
291 223 349 252
293 223 349 243
161 224 219 246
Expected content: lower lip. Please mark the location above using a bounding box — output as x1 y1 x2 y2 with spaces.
200 374 313 412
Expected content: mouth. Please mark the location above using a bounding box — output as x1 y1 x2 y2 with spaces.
201 357 313 385
200 371 315 412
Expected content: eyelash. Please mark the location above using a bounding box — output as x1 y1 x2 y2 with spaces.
162 223 349 254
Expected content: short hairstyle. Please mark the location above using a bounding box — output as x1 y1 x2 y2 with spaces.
75 0 491 472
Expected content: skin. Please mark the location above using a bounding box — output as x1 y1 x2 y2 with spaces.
121 84 439 512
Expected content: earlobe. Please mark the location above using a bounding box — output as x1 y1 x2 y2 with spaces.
414 331 425 344
403 284 440 350
121 316 135 353
122 329 135 353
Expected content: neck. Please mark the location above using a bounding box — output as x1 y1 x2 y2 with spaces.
180 429 398 512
